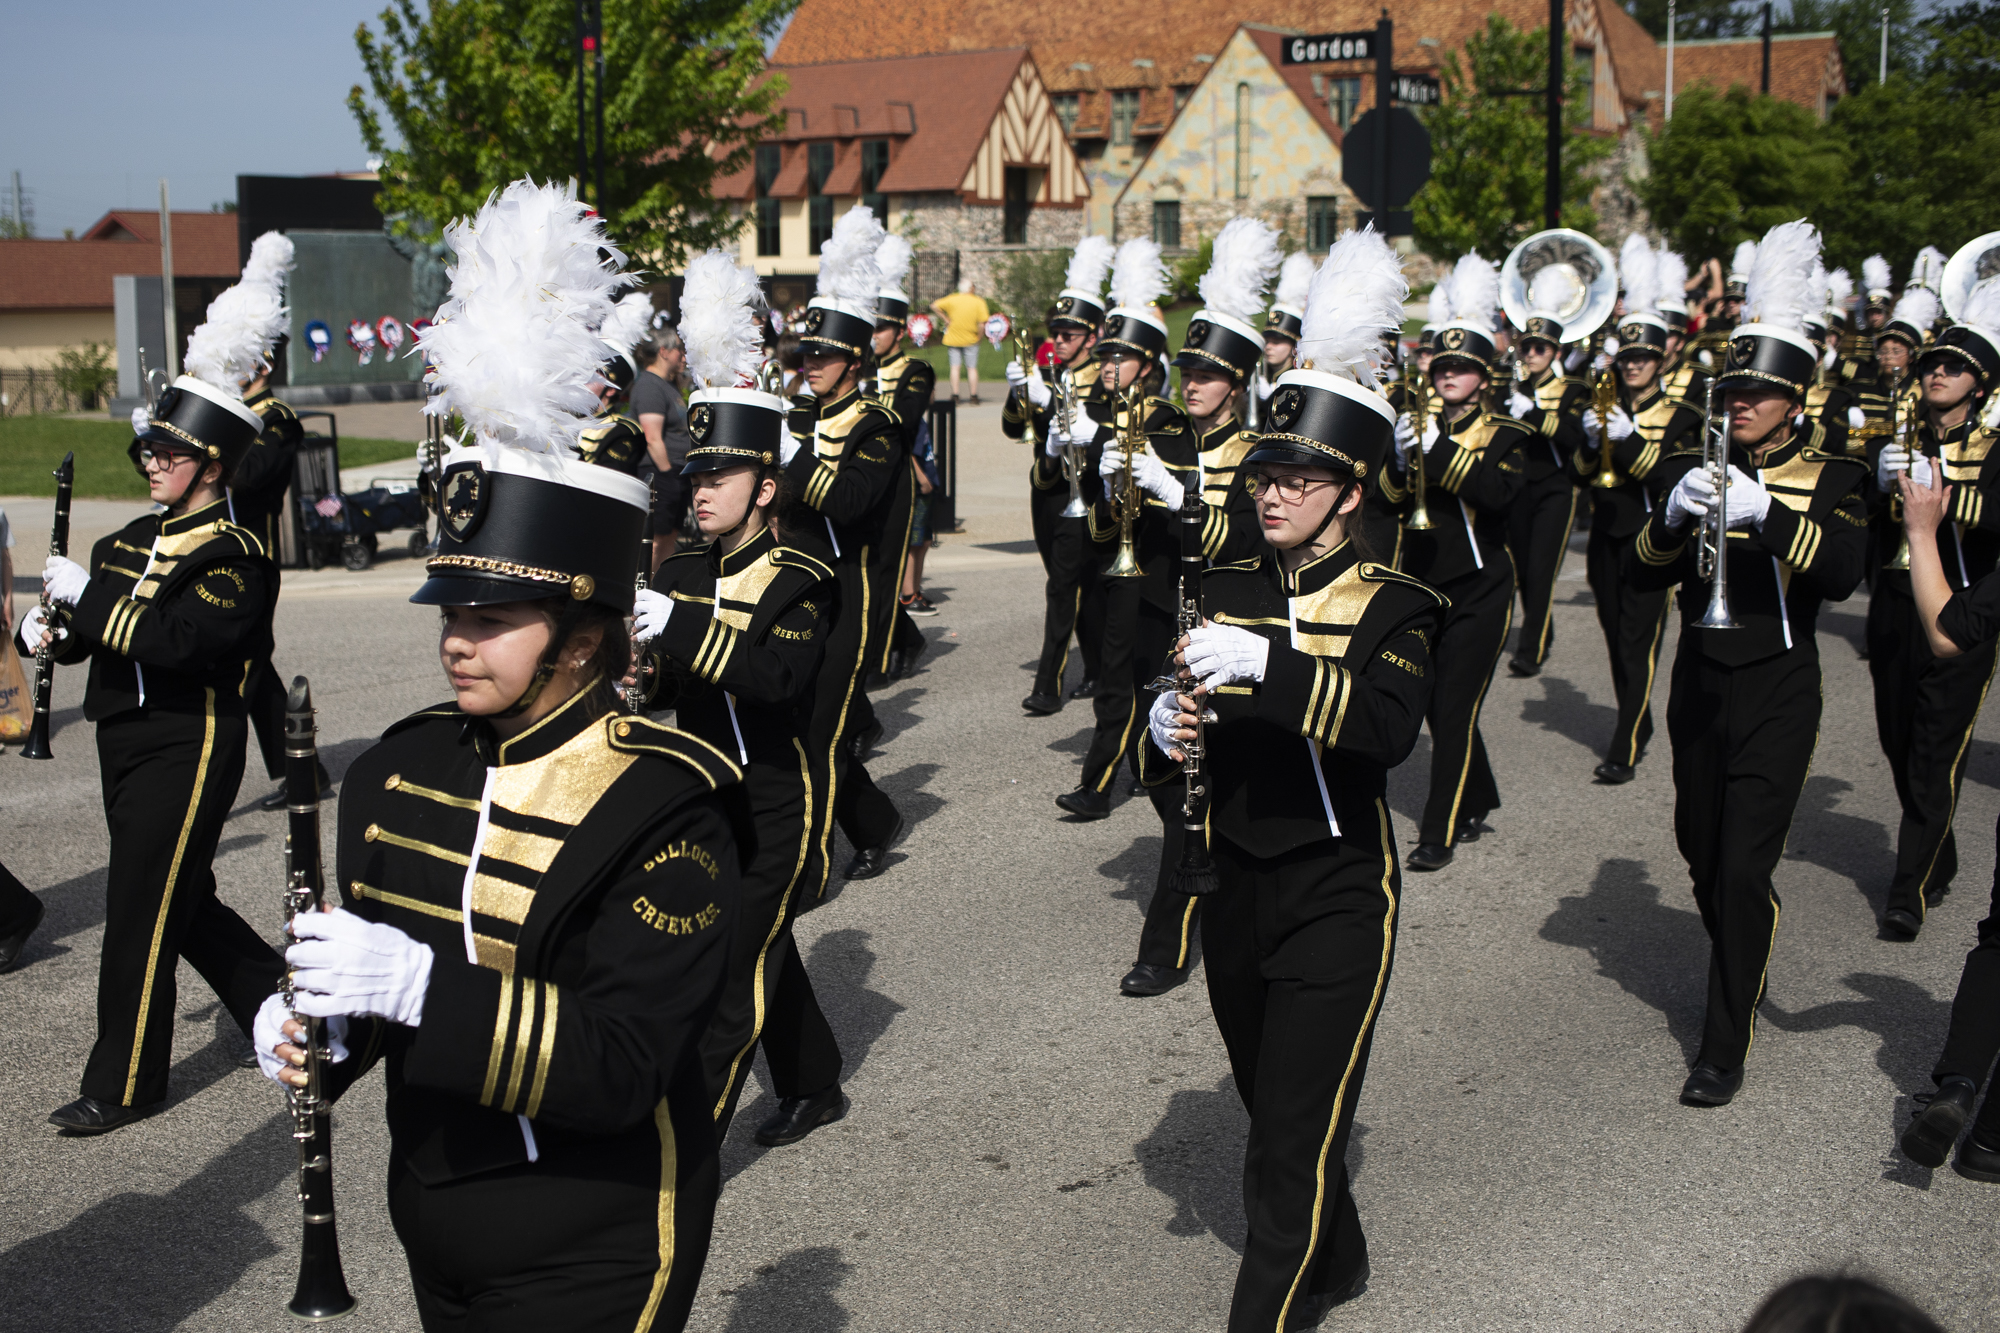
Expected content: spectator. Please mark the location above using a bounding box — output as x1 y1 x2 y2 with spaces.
631 329 691 568
1740 1275 1946 1333
930 278 990 404
901 419 940 617
778 332 806 396
0 503 12 638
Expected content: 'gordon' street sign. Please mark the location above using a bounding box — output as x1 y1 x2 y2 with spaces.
1282 31 1376 63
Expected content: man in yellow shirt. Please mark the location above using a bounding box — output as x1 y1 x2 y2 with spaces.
930 279 991 404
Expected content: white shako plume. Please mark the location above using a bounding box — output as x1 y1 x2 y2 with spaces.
598 289 654 369
182 230 295 394
1065 235 1116 295
1891 283 1941 335
1729 239 1759 287
419 178 625 457
1110 237 1169 311
1911 245 1949 295
876 233 913 294
1863 254 1893 300
817 203 884 310
680 250 766 391
1446 251 1500 333
1618 233 1659 318
1198 217 1281 322
1743 219 1822 331
1299 226 1409 386
1825 268 1854 321
1528 264 1582 321
1275 251 1316 312
1427 271 1453 326
1656 245 1690 307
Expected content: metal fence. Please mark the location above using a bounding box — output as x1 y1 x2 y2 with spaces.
911 250 961 311
0 369 94 417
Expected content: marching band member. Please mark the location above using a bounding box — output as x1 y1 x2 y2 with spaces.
1006 236 1113 715
1846 254 1895 386
1254 250 1313 416
1382 252 1530 871
1690 239 1755 369
1633 221 1868 1107
574 290 659 477
872 233 939 673
1145 227 1441 1326
1118 217 1277 998
256 181 742 1331
1800 265 1860 459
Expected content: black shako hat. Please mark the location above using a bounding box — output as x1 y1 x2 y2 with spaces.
1095 305 1169 361
1616 314 1672 358
798 297 876 358
1518 314 1566 346
1715 323 1819 397
413 447 650 612
130 375 264 478
1918 324 2000 389
1047 288 1108 333
1173 309 1263 383
1430 322 1498 374
1245 368 1394 479
681 388 789 475
1265 302 1305 344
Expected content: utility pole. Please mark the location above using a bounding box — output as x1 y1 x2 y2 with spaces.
1375 10 1392 240
1665 0 1676 121
8 171 23 235
592 0 606 219
159 178 178 380
1547 0 1564 229
575 2 589 199
1760 2 1773 95
1879 7 1889 83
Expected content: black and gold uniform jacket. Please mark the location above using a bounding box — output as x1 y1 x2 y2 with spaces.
1661 353 1710 410
323 692 746 1188
1633 423 1867 666
232 387 304 557
873 349 936 453
643 527 835 768
1003 356 1111 506
577 411 650 475
1851 371 1920 455
1572 381 1705 540
1193 416 1262 565
1084 392 1200 612
1837 329 1878 388
1804 376 1857 459
1691 316 1735 370
1381 404 1530 585
54 498 274 722
1511 365 1591 482
784 388 912 569
1863 415 2000 592
1139 541 1443 864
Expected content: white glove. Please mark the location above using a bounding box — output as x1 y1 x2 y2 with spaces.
1148 689 1186 758
1847 405 1866 429
632 588 673 641
1393 413 1440 466
1255 376 1276 402
42 556 88 606
1507 389 1535 418
1182 622 1269 688
17 604 63 654
1044 420 1072 459
1130 449 1185 509
251 990 350 1085
1098 444 1125 480
1722 464 1772 528
779 432 803 467
1665 466 1716 530
1586 406 1636 448
1877 445 1934 491
1005 360 1052 408
286 907 435 1028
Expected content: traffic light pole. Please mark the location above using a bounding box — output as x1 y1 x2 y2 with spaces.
1375 12 1392 235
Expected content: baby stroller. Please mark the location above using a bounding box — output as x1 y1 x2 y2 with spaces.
312 482 431 571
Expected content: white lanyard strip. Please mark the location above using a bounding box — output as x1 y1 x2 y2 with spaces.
1288 596 1341 839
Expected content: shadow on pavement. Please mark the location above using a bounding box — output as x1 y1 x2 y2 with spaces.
717 1245 853 1332
0 1111 291 1330
806 927 907 1084
1518 673 1615 760
1785 775 1895 915
1100 835 1164 912
1135 1076 1248 1253
7 833 267 969
1539 857 1708 1061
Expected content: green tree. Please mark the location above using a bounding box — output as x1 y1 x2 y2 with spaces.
1926 0 2000 99
52 344 116 411
1636 83 1848 266
349 0 794 268
1412 15 1614 263
990 248 1069 335
1624 0 1752 42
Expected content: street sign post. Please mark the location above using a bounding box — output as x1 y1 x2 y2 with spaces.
1334 17 1432 238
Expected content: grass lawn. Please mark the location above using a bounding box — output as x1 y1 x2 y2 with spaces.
0 416 413 499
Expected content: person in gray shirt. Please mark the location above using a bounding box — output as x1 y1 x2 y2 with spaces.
631 329 692 567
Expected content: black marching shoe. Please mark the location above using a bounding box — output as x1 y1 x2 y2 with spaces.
1507 658 1541 678
1954 1129 2000 1183
1882 907 1921 940
1680 1061 1743 1107
1407 843 1454 871
847 719 884 763
1901 1076 1977 1168
1069 677 1097 700
49 1096 163 1136
1056 787 1111 820
259 762 334 812
1120 962 1187 997
1286 1263 1369 1329
1594 761 1636 785
0 897 46 972
1456 817 1489 843
843 813 904 881
754 1085 848 1147
1022 692 1063 716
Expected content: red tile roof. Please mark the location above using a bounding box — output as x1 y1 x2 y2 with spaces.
1668 32 1846 114
0 212 242 310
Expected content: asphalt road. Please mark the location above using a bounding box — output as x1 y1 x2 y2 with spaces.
3 405 1998 1331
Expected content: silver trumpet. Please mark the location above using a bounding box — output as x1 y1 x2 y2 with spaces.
1694 374 1742 630
1056 367 1088 519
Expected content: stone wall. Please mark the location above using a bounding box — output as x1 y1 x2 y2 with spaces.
899 193 1087 294
1591 128 1651 249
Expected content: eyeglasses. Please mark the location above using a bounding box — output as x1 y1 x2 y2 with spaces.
136 447 200 471
1247 473 1337 502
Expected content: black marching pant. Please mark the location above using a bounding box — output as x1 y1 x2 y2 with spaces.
1418 559 1514 846
389 1107 718 1333
1667 646 1821 1072
1587 524 1675 769
84 702 283 1107
1934 821 2000 1138
814 570 902 879
0 856 38 934
1032 507 1105 698
1135 785 1201 970
247 657 288 780
1077 579 1175 795
1203 831 1398 1332
702 777 844 1138
1506 472 1577 668
1867 584 1999 922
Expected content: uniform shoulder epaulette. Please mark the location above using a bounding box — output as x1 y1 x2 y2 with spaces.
1206 556 1264 574
772 545 836 583
1489 414 1534 432
1359 563 1450 607
860 394 902 426
382 704 464 740
605 716 743 788
655 546 709 574
1800 444 1864 467
211 520 269 559
260 396 299 423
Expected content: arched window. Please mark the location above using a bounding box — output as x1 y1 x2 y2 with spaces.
1234 83 1251 199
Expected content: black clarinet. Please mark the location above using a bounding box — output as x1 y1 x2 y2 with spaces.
1169 477 1219 897
280 677 357 1322
21 451 74 761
